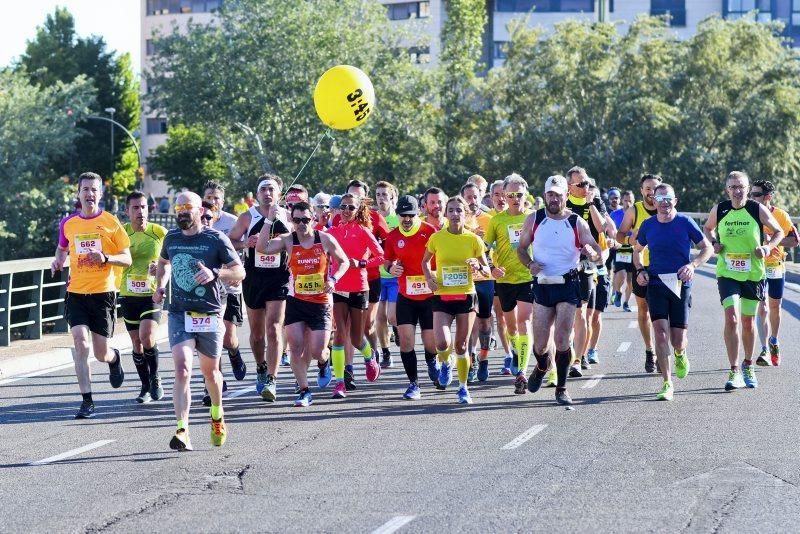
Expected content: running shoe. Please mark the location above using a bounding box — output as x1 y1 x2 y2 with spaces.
169 429 192 452
656 381 674 401
674 353 690 379
457 386 473 404
467 365 477 384
756 349 770 367
724 370 745 391
223 380 228 393
150 374 164 400
477 359 489 382
332 381 347 399
261 374 277 402
229 349 247 381
644 350 656 373
555 388 573 405
210 418 227 447
403 382 421 400
438 361 453 388
743 364 758 388
581 355 591 370
380 350 393 369
317 360 332 389
426 359 440 386
136 385 152 404
527 367 546 393
545 368 557 387
280 352 290 367
514 373 528 394
294 381 301 394
202 389 211 407
256 364 268 394
511 351 519 375
365 357 381 382
294 388 313 407
75 401 95 419
612 291 621 308
587 348 599 365
623 302 631 312
769 341 781 366
344 369 357 391
501 356 512 376
568 364 582 378
108 348 125 388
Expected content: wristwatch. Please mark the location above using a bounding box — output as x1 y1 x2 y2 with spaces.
211 267 220 280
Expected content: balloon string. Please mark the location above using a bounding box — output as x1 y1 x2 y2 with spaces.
288 128 333 189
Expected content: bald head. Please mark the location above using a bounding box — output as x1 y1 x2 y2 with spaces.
176 191 202 207
175 191 203 232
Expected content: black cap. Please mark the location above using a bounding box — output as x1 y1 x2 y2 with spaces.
396 194 419 216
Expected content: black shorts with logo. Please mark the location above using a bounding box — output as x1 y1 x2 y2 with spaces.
495 281 534 313
66 291 116 338
532 276 581 308
431 294 477 316
396 293 434 330
120 295 162 332
333 290 369 310
284 296 332 331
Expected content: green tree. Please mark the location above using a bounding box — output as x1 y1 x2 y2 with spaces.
18 7 140 196
149 124 229 194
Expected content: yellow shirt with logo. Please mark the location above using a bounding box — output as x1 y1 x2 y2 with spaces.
426 228 485 296
61 211 130 294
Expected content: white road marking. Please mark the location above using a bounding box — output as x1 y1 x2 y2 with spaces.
501 424 548 450
226 386 254 399
628 321 638 329
581 375 605 389
616 342 631 352
0 362 75 386
370 516 416 534
30 439 115 466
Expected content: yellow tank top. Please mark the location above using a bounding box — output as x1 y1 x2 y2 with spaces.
633 201 657 266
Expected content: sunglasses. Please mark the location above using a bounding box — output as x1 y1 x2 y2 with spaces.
505 192 525 199
317 205 330 209
399 213 415 219
174 203 196 212
571 181 590 188
654 194 675 202
292 217 312 225
201 215 214 222
748 192 765 198
340 204 357 211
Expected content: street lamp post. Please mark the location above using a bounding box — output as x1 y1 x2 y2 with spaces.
85 114 144 197
104 107 116 207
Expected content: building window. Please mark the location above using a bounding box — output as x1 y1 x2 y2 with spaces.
146 0 222 15
793 0 800 26
147 118 168 135
493 41 508 59
387 1 431 20
409 46 431 63
495 0 593 12
146 39 155 56
651 0 686 26
725 0 771 20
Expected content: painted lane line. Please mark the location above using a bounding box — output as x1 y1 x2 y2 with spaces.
30 439 115 466
370 516 416 534
0 362 76 386
501 424 548 450
628 321 638 329
616 342 631 352
581 374 605 389
226 386 254 399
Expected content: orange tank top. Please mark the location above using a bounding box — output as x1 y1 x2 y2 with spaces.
288 231 330 304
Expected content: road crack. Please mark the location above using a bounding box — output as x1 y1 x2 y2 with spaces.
83 493 181 533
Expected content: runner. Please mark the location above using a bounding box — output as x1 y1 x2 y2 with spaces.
312 192 332 230
585 183 616 365
422 196 491 404
749 180 798 367
119 191 167 404
384 195 440 398
327 193 385 398
257 201 350 406
154 192 244 450
633 184 712 400
487 179 514 372
227 175 290 402
375 180 400 369
51 172 132 419
702 171 784 391
611 190 635 311
616 174 662 373
422 187 447 230
484 174 535 394
518 175 601 406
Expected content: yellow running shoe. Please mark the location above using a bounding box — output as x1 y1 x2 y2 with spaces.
674 353 690 379
545 368 557 387
656 381 674 401
210 418 227 447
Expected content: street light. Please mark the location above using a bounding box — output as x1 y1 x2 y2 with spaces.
104 107 116 208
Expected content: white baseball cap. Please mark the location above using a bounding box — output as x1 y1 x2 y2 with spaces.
544 175 568 195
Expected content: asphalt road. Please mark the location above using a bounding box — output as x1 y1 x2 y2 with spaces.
1 265 799 533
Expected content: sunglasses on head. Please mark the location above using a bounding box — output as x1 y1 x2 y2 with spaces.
505 192 525 199
340 204 357 211
292 216 312 225
654 194 674 202
748 192 765 198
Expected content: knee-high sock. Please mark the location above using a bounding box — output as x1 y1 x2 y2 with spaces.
332 345 345 380
509 333 519 355
132 351 149 386
479 329 491 360
359 337 373 360
400 350 418 383
533 350 550 372
437 347 452 364
556 349 571 388
515 334 530 373
143 346 159 376
456 353 469 386
424 351 437 366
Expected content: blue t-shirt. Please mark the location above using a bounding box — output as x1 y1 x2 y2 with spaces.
636 214 704 287
610 208 626 230
160 227 238 314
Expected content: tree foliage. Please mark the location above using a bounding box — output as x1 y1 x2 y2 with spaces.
149 123 229 194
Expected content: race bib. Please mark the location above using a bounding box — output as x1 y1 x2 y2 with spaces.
127 274 153 294
184 312 218 333
442 265 469 288
406 275 432 296
255 253 280 269
766 262 784 279
616 251 632 264
725 253 751 273
507 223 523 248
75 233 102 254
295 273 324 295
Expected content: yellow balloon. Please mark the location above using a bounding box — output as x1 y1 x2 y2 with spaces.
313 65 375 130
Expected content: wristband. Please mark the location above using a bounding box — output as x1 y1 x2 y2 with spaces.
330 275 338 284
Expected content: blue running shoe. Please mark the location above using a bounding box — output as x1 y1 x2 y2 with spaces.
317 359 332 389
280 352 290 367
587 348 599 365
467 364 477 384
256 364 268 394
612 291 621 308
511 351 519 375
426 359 440 385
294 388 312 407
501 356 512 376
743 364 758 388
623 302 632 312
438 361 453 388
403 382 421 400
457 386 473 404
477 359 489 382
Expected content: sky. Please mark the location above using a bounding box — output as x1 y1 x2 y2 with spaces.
0 0 140 74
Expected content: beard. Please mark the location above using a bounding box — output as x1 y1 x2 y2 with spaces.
177 216 194 230
546 202 561 215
